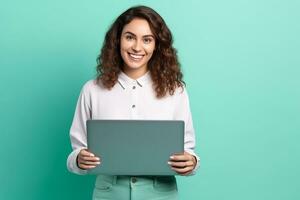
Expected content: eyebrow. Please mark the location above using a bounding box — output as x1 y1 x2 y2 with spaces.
124 31 155 38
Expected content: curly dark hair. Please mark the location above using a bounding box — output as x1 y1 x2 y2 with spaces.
96 5 184 98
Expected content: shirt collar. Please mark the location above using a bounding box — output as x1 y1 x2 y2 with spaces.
118 71 152 89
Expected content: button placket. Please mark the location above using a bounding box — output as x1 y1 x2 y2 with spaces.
131 81 138 118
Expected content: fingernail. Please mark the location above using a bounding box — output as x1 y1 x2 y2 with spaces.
167 161 172 165
95 157 100 161
170 156 174 159
90 153 94 157
96 162 100 165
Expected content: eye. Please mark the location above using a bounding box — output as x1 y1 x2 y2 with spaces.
143 37 153 44
125 35 134 41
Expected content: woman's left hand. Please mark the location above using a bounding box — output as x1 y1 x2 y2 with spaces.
168 151 197 176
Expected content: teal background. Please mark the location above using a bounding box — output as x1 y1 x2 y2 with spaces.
1 0 299 199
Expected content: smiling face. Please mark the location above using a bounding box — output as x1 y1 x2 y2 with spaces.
120 18 156 79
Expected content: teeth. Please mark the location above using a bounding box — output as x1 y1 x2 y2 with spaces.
129 53 143 59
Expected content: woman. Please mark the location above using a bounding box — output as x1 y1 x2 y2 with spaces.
67 5 200 200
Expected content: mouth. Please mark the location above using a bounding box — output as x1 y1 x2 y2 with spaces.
128 52 145 61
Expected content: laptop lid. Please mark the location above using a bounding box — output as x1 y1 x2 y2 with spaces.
87 120 184 175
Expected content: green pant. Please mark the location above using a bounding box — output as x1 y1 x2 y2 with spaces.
93 175 179 200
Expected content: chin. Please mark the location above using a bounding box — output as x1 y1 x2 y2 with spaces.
125 60 146 69
126 65 145 70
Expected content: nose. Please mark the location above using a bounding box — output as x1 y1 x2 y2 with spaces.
132 40 142 52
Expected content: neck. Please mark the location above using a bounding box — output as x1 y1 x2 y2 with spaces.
123 66 148 80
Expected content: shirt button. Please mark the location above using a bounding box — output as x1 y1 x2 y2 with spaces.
132 86 136 89
131 177 137 183
132 105 135 108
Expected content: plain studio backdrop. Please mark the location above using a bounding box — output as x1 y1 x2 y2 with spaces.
0 0 299 199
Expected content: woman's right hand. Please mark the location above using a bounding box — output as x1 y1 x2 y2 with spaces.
77 149 101 170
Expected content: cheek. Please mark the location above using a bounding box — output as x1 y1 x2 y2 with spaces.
145 44 155 55
120 39 131 51
120 43 128 60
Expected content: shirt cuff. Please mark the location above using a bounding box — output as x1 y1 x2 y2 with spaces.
67 147 88 175
184 149 200 176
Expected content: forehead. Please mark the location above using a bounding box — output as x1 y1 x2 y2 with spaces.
122 18 154 36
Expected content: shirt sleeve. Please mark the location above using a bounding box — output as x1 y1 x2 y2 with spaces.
174 87 200 175
66 83 91 175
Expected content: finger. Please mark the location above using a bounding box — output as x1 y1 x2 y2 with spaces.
82 156 101 162
171 166 194 174
78 157 100 165
168 161 194 168
80 161 101 166
79 163 97 169
78 158 100 166
170 154 190 162
80 149 95 157
79 150 100 161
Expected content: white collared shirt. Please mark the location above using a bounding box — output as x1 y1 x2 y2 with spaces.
67 71 200 175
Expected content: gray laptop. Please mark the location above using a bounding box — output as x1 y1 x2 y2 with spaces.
87 120 184 175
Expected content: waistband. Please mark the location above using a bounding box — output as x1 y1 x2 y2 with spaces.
95 175 176 186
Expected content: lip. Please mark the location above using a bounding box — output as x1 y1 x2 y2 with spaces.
128 52 145 61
